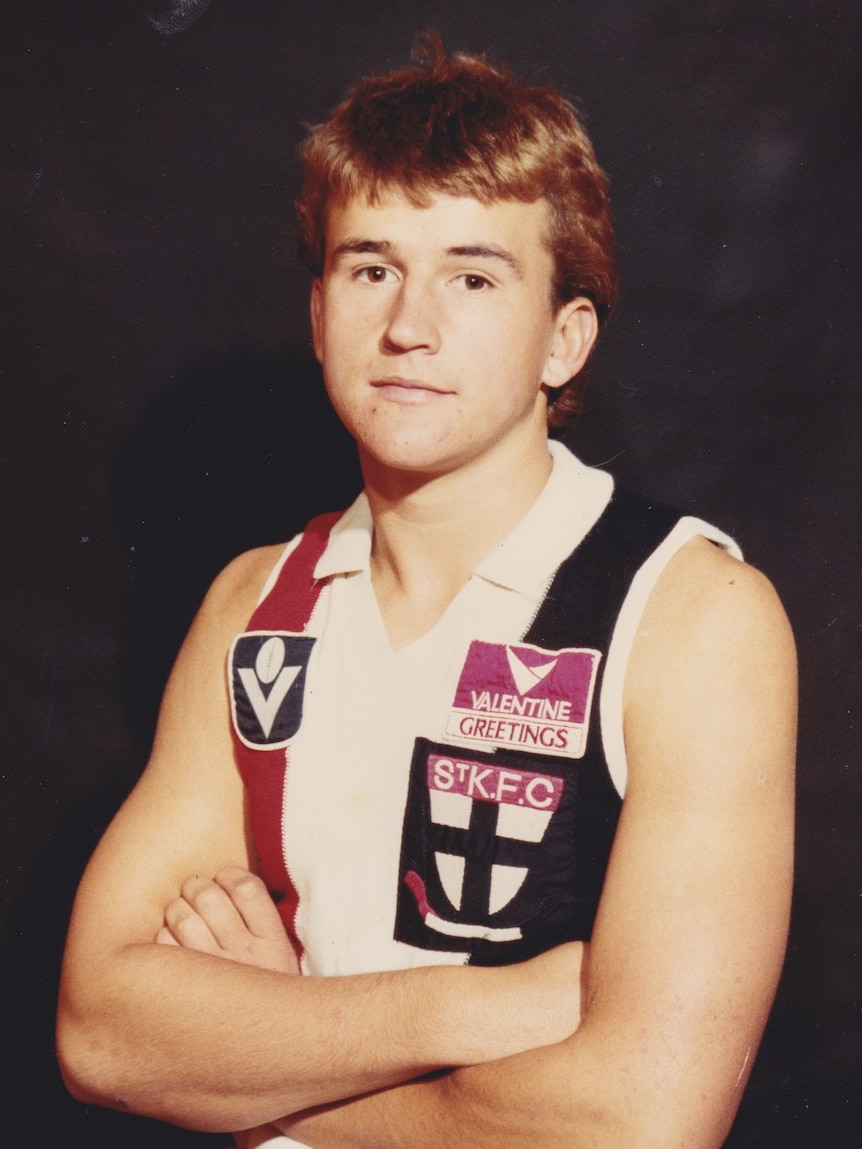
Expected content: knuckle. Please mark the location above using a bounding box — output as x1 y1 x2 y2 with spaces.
191 884 222 914
173 916 203 946
218 867 266 900
168 902 198 937
163 898 194 935
233 872 266 901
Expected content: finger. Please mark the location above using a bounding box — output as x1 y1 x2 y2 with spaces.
163 893 223 955
155 925 179 947
215 867 286 940
180 873 263 955
212 867 300 974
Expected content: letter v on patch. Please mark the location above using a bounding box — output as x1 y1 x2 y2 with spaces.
229 632 316 749
445 639 601 758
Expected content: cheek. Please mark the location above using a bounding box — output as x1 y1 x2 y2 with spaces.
322 301 379 360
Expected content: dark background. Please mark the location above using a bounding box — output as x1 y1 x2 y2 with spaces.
2 1 859 1144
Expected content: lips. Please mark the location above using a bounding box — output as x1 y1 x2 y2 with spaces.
371 376 452 401
372 376 448 393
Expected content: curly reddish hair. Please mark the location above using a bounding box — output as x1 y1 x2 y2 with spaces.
296 35 617 429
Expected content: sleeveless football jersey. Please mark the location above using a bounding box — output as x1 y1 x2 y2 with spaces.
227 445 740 1149
228 445 741 975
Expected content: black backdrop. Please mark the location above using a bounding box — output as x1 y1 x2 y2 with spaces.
2 2 859 1145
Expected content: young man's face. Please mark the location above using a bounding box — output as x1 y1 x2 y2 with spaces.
311 188 591 482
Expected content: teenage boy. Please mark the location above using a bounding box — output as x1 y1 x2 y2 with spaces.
58 39 796 1148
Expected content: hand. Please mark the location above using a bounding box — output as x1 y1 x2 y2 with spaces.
156 865 300 975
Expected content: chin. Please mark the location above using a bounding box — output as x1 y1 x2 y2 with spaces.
360 439 465 480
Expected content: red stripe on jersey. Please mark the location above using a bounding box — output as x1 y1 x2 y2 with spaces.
233 511 342 962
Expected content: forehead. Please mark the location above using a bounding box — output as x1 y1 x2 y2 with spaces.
324 190 553 267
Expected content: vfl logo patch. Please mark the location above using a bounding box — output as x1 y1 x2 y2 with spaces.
445 640 601 759
230 631 315 749
395 739 582 963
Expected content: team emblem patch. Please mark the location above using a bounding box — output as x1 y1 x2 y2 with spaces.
229 631 315 749
395 739 585 963
445 640 601 759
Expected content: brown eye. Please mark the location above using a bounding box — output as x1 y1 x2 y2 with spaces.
359 265 392 283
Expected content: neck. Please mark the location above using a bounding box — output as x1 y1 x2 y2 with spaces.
361 435 554 647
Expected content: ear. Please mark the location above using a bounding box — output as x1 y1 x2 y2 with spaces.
309 278 324 364
542 297 599 391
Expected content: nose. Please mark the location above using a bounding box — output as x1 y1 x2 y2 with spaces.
381 277 440 355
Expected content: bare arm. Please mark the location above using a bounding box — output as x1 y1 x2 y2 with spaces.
56 548 582 1133
153 865 586 1148
274 541 797 1147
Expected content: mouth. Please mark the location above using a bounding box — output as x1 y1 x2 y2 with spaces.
371 377 452 402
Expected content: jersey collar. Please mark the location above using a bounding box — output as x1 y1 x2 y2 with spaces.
314 441 613 597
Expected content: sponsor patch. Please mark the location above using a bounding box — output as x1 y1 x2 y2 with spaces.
445 640 601 759
229 631 315 749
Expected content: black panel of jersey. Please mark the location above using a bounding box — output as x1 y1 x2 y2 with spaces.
394 489 683 965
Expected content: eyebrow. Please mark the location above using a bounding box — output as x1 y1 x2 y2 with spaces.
446 245 524 278
330 238 524 278
331 238 396 261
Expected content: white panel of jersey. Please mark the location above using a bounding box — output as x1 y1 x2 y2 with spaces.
283 443 612 978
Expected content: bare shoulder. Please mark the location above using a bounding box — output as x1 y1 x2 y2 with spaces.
146 540 291 764
200 542 288 624
648 533 789 624
629 536 795 690
625 535 797 789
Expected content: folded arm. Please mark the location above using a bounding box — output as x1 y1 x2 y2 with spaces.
59 537 795 1146
56 548 582 1133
